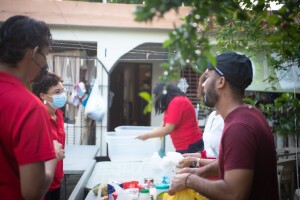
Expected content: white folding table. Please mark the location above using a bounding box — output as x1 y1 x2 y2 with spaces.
63 145 99 200
64 145 99 174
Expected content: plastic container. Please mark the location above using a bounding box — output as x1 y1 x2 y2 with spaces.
138 189 151 200
126 188 139 200
115 126 157 134
105 130 161 162
155 184 169 200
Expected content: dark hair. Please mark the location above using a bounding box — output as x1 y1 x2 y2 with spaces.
0 15 52 67
197 73 206 99
153 82 186 115
32 72 63 100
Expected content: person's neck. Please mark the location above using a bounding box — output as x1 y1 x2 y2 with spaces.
0 64 27 85
48 107 57 119
216 98 243 120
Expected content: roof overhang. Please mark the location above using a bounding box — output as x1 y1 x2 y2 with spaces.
0 0 191 30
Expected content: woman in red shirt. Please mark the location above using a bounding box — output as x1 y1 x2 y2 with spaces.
136 82 203 154
32 72 67 200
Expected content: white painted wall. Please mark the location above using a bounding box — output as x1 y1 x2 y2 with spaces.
50 26 170 71
50 26 176 155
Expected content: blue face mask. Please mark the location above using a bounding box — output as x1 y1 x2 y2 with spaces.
47 93 67 109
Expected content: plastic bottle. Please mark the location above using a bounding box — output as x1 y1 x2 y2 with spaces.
138 189 151 200
155 184 169 200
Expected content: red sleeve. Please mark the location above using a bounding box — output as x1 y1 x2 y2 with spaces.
14 105 56 165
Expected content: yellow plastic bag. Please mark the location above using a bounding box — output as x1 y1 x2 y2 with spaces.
163 189 208 200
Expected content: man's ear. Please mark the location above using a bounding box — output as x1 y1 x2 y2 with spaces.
217 76 226 88
32 46 39 60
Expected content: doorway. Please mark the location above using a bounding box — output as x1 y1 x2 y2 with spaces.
109 62 152 131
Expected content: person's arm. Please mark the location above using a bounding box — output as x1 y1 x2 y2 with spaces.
19 162 48 200
177 157 215 168
43 141 65 192
169 166 253 200
19 140 64 200
194 159 219 177
135 123 176 140
19 160 58 200
182 152 201 158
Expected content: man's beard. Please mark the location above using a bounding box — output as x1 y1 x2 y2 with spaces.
202 82 219 108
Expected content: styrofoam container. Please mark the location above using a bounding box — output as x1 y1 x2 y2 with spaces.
105 127 161 162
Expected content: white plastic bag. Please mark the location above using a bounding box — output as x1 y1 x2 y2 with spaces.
112 183 132 200
97 182 131 200
140 152 164 179
85 78 106 121
76 82 86 98
70 88 81 107
159 152 184 183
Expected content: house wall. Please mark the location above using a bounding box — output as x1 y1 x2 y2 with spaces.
50 26 171 70
50 26 177 154
0 0 190 29
0 0 189 155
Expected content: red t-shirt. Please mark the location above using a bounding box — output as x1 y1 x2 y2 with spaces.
0 72 56 199
218 106 279 199
164 96 202 150
48 109 66 191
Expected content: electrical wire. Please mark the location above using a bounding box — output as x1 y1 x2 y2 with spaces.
52 1 90 57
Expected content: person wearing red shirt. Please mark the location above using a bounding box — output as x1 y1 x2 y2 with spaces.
136 82 203 154
0 15 65 200
32 72 67 200
168 52 279 200
177 73 224 170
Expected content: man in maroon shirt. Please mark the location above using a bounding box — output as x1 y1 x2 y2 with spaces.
168 52 279 199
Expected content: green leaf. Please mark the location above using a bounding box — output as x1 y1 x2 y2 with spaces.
132 0 299 89
204 52 216 66
267 15 281 25
138 92 151 102
143 104 152 115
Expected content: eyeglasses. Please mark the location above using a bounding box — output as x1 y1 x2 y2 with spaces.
48 88 66 96
54 88 66 95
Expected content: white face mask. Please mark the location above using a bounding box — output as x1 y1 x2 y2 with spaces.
47 93 67 109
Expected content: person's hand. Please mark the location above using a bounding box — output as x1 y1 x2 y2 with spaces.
168 173 191 195
177 157 196 168
135 134 149 141
176 167 197 174
53 140 65 160
183 152 201 158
